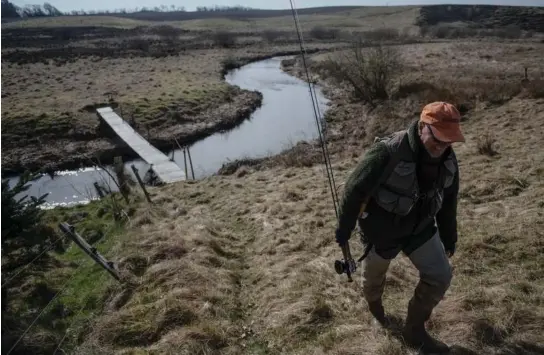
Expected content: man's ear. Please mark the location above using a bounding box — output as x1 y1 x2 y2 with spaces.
418 121 425 135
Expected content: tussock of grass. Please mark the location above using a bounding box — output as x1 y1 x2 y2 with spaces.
476 132 498 156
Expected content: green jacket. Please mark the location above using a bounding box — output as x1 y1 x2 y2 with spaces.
335 120 459 259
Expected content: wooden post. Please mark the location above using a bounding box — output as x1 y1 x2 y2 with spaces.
170 143 176 162
93 182 105 199
174 138 184 154
131 165 152 203
183 148 188 179
187 146 195 180
58 223 121 282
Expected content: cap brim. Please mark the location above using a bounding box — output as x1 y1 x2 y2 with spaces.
429 123 465 143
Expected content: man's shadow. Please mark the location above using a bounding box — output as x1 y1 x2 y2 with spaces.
379 315 476 355
380 315 544 355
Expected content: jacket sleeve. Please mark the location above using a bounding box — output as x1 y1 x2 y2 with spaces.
436 152 460 248
335 142 390 244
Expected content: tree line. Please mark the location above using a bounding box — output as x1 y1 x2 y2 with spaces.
1 0 254 19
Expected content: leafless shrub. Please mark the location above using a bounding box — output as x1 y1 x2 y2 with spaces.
153 25 182 41
212 31 237 48
477 132 498 156
322 41 402 106
524 79 544 99
113 156 135 201
262 30 284 42
310 26 340 40
126 38 151 52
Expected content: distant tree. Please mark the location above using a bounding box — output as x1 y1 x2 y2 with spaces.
1 0 21 18
43 2 62 16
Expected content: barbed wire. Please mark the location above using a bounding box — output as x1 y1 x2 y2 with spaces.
53 290 96 355
2 235 66 289
6 260 86 355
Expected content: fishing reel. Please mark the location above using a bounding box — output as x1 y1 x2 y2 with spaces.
334 258 356 276
334 259 357 275
334 242 357 282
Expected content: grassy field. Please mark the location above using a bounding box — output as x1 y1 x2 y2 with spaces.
2 5 544 355
1 6 420 31
70 40 544 355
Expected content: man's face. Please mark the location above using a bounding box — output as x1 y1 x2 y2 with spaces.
420 124 452 158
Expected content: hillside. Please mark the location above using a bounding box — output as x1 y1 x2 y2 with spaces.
2 6 544 355
417 5 544 32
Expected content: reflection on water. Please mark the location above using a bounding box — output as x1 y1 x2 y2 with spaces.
5 56 329 207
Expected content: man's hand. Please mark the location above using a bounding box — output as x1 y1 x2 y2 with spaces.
444 243 456 258
335 229 349 246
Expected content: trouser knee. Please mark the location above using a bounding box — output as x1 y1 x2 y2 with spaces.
361 248 391 302
417 266 453 305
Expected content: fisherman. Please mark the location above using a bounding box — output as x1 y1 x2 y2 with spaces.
335 102 464 353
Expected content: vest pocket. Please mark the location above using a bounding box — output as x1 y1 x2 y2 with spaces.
385 161 416 191
375 188 416 216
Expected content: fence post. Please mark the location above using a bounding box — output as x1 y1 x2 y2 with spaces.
187 146 195 180
58 223 121 282
93 182 105 199
183 148 188 179
170 143 176 162
130 165 152 203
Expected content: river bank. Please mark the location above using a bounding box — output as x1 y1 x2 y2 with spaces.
1 87 262 176
3 56 330 207
1 46 339 177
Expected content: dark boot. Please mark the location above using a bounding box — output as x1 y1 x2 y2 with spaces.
368 299 389 327
402 299 449 354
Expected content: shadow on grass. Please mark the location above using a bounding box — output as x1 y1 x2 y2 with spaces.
378 315 544 355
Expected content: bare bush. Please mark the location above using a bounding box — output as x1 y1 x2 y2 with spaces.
310 26 340 40
261 30 284 42
125 38 151 52
423 24 523 39
477 132 498 156
153 25 182 40
323 41 402 106
212 31 237 48
524 79 544 99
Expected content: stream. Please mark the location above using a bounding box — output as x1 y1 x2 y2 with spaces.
4 56 329 208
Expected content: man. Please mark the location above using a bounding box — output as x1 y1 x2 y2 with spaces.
335 102 464 353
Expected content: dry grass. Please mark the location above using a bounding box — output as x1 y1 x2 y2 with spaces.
1 15 149 29
2 6 421 33
1 50 231 118
3 17 544 353
71 91 544 353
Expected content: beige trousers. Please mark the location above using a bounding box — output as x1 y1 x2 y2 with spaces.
361 231 452 313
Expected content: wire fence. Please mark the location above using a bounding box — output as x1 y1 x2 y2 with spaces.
2 223 122 355
1 235 66 289
5 261 87 355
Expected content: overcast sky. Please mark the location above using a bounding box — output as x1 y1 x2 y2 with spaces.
11 0 544 12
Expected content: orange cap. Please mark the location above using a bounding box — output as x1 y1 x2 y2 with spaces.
420 102 465 143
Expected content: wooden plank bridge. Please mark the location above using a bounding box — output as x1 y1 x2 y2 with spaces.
96 107 186 183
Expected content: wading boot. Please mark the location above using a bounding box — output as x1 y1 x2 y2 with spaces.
367 300 389 327
402 300 449 354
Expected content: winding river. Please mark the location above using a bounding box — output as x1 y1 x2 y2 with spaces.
5 56 329 208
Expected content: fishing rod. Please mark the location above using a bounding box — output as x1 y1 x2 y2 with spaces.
288 0 357 282
288 0 339 219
